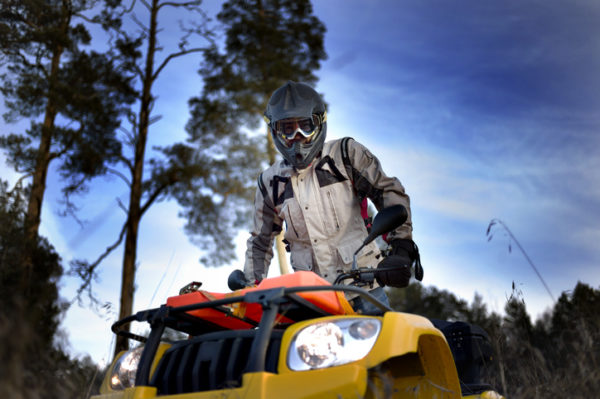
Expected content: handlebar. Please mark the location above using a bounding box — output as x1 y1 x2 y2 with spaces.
333 265 402 286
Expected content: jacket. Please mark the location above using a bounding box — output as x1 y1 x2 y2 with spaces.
244 137 413 285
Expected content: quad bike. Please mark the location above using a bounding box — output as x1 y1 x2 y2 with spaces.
93 206 504 399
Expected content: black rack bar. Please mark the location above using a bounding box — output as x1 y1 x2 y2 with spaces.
111 283 391 387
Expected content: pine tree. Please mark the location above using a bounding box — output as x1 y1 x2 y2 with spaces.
0 0 135 291
183 0 327 272
0 180 102 399
66 0 215 356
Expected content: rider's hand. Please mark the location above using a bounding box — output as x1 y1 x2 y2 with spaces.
228 270 250 291
375 239 415 288
375 255 411 288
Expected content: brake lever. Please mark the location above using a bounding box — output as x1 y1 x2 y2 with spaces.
334 267 376 286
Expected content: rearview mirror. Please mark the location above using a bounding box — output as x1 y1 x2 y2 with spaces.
362 205 408 247
352 205 408 270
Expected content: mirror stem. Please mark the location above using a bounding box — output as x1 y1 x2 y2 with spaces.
352 245 363 270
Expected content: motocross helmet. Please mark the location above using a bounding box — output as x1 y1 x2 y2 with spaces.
264 81 327 170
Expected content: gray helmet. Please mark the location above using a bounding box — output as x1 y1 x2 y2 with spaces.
264 81 327 169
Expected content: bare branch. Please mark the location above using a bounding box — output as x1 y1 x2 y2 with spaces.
116 197 128 214
60 195 86 229
106 167 132 186
117 153 135 175
153 47 205 81
134 62 146 81
140 183 169 216
125 112 139 142
158 1 202 11
139 0 152 11
57 175 91 229
73 11 95 24
124 0 138 14
118 126 136 147
148 114 162 125
131 13 149 34
72 221 128 301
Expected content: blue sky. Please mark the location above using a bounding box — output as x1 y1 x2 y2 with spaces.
1 0 599 365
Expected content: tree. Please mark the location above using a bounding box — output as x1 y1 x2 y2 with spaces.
0 0 135 291
0 180 102 399
68 0 215 356
183 0 327 273
387 283 472 321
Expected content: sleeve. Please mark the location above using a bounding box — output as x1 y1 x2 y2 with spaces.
346 139 413 241
243 173 283 284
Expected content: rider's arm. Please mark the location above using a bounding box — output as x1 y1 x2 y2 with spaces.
243 174 283 285
346 139 412 242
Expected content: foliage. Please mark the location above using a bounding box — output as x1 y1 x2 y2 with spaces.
0 0 136 236
179 0 328 265
0 180 102 398
387 281 600 398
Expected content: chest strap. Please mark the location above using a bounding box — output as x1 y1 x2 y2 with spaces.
340 137 372 232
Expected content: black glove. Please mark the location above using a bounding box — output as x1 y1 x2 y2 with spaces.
375 239 424 287
375 255 412 288
227 270 249 291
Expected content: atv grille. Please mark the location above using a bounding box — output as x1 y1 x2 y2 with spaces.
151 329 283 395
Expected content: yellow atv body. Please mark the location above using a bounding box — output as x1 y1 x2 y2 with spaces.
93 272 503 399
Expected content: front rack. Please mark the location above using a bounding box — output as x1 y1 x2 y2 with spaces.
112 284 391 386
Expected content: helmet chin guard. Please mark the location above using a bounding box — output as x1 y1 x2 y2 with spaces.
274 121 326 169
265 81 327 169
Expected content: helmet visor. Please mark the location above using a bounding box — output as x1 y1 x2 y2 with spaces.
274 116 319 147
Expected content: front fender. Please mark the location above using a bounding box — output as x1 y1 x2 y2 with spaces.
365 312 462 398
277 312 462 398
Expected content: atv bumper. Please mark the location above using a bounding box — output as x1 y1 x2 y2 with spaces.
93 365 368 399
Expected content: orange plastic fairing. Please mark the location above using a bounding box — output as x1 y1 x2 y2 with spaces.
166 271 354 330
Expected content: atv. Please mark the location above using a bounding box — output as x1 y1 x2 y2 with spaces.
93 206 504 399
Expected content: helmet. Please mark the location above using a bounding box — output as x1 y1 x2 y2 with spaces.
264 81 327 169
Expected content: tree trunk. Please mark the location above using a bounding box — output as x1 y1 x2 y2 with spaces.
23 2 69 290
25 108 55 242
114 0 158 356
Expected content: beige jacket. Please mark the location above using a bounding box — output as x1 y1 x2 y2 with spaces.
244 137 412 285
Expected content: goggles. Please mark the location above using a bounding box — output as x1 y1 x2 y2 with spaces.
274 115 319 143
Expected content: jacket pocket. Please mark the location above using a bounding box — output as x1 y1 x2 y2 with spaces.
290 245 313 271
336 238 363 266
337 239 378 268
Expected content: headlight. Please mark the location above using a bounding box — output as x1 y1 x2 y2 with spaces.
287 318 381 371
109 346 144 390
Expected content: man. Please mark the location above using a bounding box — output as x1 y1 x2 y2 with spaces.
244 81 422 314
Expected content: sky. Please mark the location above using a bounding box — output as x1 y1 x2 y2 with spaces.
1 0 599 366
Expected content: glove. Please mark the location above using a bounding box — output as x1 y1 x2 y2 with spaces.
227 270 249 291
375 254 412 288
391 239 423 281
375 239 424 288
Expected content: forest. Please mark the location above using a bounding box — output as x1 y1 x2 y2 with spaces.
1 0 598 398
